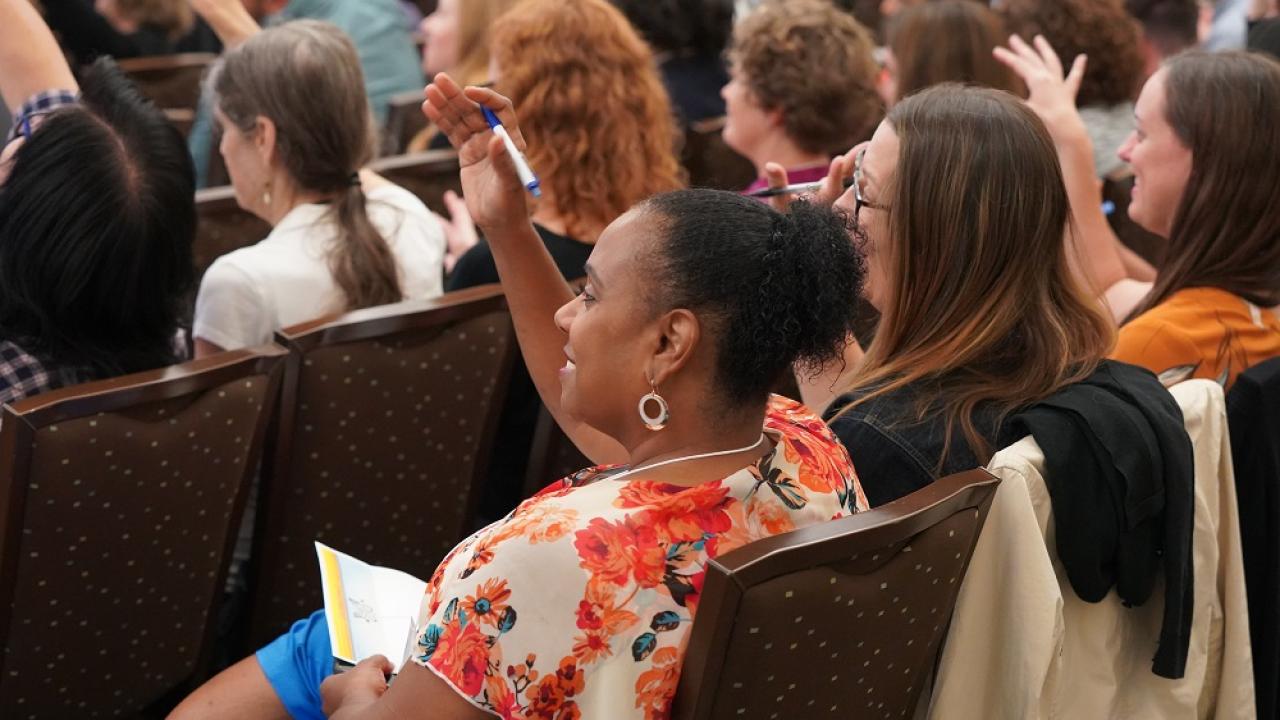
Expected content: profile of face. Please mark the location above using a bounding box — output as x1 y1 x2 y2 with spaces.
1116 68 1193 238
420 0 461 78
553 209 690 441
720 67 779 160
834 121 898 313
215 107 276 220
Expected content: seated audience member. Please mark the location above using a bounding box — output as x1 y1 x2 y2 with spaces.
1000 0 1144 177
1126 0 1200 77
999 41 1280 387
171 76 869 720
879 0 1022 105
610 0 735 125
189 0 424 185
0 0 194 405
813 85 1116 507
724 0 881 194
444 0 685 522
41 0 222 63
192 20 444 355
407 0 524 154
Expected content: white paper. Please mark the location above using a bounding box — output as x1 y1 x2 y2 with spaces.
315 542 428 673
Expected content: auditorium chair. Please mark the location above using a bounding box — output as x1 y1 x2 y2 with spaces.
681 116 757 192
247 285 515 643
193 185 271 281
117 53 217 113
163 107 196 139
521 404 592 499
0 346 287 719
369 149 463 216
381 89 432 157
672 468 1000 720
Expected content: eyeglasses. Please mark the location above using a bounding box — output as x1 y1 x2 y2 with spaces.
853 146 885 216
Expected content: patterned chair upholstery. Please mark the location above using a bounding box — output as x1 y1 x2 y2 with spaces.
0 346 288 718
193 186 271 281
117 53 217 112
369 149 463 216
681 116 757 191
521 404 592 500
673 468 1000 720
248 285 515 643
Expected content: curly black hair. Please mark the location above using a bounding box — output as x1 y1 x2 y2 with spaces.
643 189 865 405
609 0 734 57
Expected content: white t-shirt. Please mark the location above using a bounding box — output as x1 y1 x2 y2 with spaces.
194 184 445 351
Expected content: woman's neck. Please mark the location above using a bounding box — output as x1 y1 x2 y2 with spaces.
617 411 769 487
261 173 332 227
746 132 829 178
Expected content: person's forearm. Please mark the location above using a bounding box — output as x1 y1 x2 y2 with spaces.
0 0 77 111
1054 127 1132 296
483 221 628 465
191 0 260 50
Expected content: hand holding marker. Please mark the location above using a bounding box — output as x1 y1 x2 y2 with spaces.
481 106 541 198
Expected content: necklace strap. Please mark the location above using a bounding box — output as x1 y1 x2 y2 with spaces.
609 434 767 483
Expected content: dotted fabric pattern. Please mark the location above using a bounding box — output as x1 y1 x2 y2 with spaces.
704 510 982 720
0 377 272 718
251 310 512 641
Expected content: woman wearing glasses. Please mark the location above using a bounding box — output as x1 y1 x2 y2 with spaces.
813 84 1116 507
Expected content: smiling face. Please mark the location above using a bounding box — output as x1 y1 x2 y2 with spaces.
420 0 461 78
1116 68 1193 238
835 122 898 312
553 209 667 438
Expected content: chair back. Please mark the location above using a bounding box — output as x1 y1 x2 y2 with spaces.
522 404 592 500
681 116 757 191
117 53 217 112
248 285 516 643
0 347 287 718
673 468 1000 720
1227 356 1280 719
194 185 271 280
370 150 463 216
381 90 431 156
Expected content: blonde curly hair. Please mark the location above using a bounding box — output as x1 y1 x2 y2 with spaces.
491 0 685 241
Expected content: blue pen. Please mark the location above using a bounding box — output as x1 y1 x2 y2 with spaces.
481 106 542 198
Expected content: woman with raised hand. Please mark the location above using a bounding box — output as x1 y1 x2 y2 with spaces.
192 20 445 356
172 65 868 719
997 36 1280 388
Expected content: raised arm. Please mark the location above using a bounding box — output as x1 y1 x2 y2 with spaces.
190 0 261 50
995 35 1140 321
0 0 78 111
423 73 627 465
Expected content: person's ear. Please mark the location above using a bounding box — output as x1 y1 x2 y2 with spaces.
648 309 701 387
252 115 277 168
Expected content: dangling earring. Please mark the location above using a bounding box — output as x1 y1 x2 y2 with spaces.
638 378 669 431
262 180 273 208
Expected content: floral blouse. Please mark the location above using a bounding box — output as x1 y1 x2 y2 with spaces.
412 395 867 719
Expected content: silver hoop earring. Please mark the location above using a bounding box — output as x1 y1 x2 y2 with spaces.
638 383 669 431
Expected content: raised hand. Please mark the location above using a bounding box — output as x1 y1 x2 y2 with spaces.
422 73 531 234
994 34 1090 149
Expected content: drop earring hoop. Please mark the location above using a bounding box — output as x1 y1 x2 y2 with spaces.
638 380 669 431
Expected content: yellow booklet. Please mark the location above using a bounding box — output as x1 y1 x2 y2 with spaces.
315 542 428 673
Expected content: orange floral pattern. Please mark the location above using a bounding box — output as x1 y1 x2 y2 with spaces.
414 396 865 718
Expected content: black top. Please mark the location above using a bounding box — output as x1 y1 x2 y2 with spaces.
824 385 1004 508
447 224 592 522
43 0 222 64
447 224 593 292
660 54 728 126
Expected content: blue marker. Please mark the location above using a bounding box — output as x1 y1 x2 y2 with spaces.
481 106 542 198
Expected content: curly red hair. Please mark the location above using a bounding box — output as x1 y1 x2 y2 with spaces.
491 0 685 242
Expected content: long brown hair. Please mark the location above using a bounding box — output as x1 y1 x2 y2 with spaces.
1127 51 1280 319
835 86 1115 463
490 0 685 241
887 1 1023 99
211 20 402 310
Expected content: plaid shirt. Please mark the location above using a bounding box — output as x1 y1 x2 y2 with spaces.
5 89 79 144
0 340 85 409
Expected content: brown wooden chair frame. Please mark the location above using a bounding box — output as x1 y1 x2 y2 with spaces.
672 467 1001 719
0 345 288 705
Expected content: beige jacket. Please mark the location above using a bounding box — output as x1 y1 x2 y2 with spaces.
925 380 1255 719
